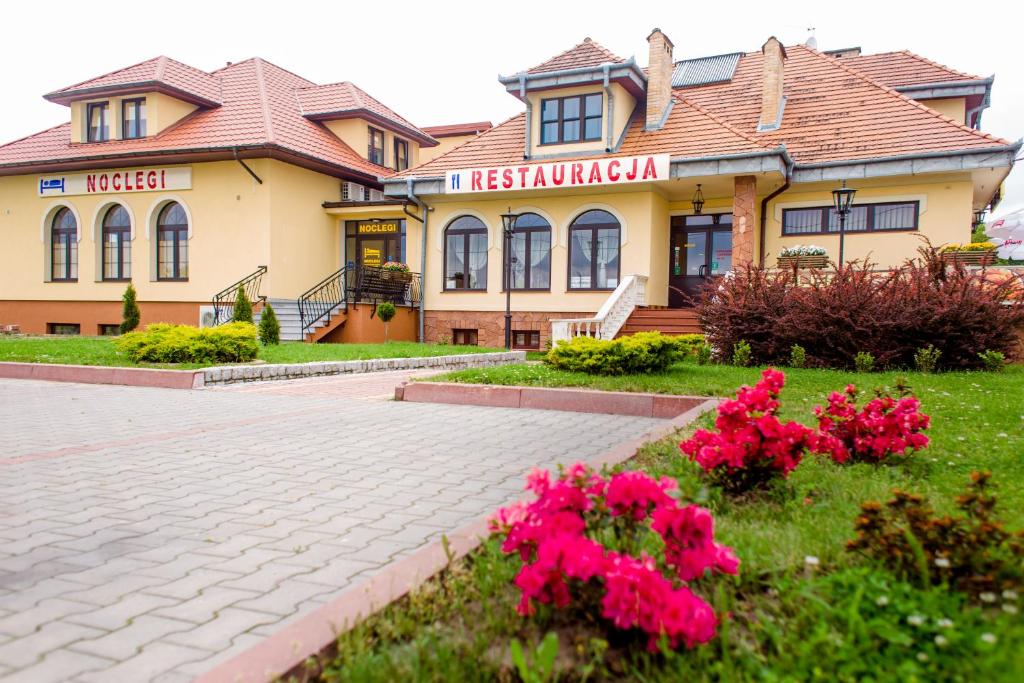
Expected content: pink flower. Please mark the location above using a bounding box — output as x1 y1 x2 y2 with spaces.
812 385 930 464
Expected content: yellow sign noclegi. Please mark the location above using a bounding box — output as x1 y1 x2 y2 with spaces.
356 221 400 234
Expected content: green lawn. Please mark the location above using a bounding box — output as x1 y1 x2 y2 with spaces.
316 362 1024 682
0 336 502 368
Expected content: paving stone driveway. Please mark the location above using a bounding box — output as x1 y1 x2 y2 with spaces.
0 372 665 682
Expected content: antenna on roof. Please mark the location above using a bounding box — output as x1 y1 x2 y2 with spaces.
805 27 817 49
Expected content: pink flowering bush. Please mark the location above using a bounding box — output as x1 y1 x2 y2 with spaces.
813 384 931 464
489 463 738 651
679 369 815 493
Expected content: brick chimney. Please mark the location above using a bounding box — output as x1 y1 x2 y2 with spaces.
646 28 674 130
757 36 787 132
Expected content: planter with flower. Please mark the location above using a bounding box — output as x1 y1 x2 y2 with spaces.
777 245 829 269
380 261 413 283
939 242 997 266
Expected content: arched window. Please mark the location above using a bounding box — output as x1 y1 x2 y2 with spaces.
506 212 551 291
51 208 78 281
444 216 488 290
568 210 620 290
101 205 132 280
157 202 189 280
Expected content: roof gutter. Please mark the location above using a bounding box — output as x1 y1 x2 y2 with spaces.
498 57 643 86
793 142 1020 170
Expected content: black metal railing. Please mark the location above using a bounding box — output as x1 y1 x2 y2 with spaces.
212 265 267 325
298 264 422 336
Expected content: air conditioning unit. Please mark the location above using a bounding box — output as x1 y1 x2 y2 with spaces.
198 305 218 328
367 188 385 201
341 181 366 201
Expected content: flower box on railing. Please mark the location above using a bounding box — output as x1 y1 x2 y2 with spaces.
777 254 829 269
940 250 997 266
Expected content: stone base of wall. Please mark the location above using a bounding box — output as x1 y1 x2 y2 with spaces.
424 310 593 349
0 300 206 335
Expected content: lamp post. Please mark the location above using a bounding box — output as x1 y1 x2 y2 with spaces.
500 209 519 350
832 180 857 268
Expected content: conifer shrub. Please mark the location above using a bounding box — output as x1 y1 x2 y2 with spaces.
120 283 140 334
232 286 253 324
544 332 683 375
258 303 280 345
854 351 876 373
789 343 807 368
377 302 396 342
697 244 1024 370
116 322 258 364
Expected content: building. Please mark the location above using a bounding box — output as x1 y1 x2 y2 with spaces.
0 33 1018 347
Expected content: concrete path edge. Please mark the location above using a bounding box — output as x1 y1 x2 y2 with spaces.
194 398 720 683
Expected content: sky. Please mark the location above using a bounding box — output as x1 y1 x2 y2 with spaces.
2 0 1021 217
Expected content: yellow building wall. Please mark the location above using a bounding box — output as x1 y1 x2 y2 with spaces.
323 118 422 170
418 134 479 164
70 93 198 142
527 83 637 156
764 177 974 268
920 97 967 124
423 189 657 314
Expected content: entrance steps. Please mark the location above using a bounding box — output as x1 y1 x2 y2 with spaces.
616 307 702 337
254 298 343 342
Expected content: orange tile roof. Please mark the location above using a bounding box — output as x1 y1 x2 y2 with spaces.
45 56 222 107
681 44 1008 164
525 38 625 74
837 50 980 88
420 121 493 138
296 82 435 145
0 57 421 181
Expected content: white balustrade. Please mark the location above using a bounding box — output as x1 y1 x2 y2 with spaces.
549 275 648 344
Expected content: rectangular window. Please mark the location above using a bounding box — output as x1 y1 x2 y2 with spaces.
394 138 409 171
86 102 109 142
512 330 540 350
121 98 146 139
98 324 121 336
47 323 80 335
539 94 603 145
368 127 385 165
782 202 920 236
452 328 478 346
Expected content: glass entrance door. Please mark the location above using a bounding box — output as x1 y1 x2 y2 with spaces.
669 215 733 306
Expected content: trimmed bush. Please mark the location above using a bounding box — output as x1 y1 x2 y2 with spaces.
377 302 396 342
696 342 713 366
544 331 684 375
232 286 253 324
258 303 280 345
120 283 140 334
697 244 1024 370
674 333 706 358
116 322 258 364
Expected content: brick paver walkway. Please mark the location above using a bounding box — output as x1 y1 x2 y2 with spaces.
0 372 664 682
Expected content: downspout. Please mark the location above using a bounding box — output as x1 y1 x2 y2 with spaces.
758 166 792 267
233 148 263 184
403 178 430 343
521 74 532 159
603 64 615 152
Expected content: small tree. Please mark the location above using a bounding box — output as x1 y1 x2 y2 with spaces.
120 283 140 334
258 302 280 345
377 302 396 342
233 285 253 324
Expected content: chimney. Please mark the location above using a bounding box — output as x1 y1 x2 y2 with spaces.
646 28 674 130
757 36 787 132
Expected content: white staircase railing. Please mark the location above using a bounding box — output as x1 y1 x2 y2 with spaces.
550 274 648 343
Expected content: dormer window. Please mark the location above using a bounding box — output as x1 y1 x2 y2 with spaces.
86 102 109 142
368 127 385 165
540 94 603 145
122 98 147 139
394 138 409 171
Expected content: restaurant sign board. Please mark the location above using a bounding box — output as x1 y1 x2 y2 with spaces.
444 154 670 194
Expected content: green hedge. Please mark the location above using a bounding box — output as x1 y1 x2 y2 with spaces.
543 331 687 375
115 322 258 364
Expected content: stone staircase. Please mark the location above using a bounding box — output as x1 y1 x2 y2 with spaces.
616 307 702 337
254 298 343 342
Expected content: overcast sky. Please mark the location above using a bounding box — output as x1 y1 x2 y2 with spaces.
3 0 1020 217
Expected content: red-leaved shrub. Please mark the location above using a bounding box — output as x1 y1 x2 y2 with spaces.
697 244 1024 370
490 463 738 651
679 369 815 492
812 384 931 463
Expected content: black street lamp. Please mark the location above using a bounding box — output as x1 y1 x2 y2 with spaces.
501 209 520 350
832 180 857 268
